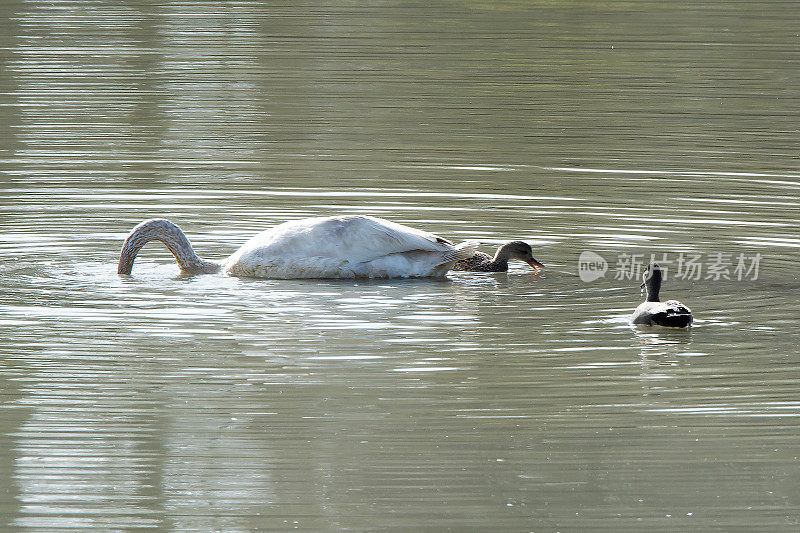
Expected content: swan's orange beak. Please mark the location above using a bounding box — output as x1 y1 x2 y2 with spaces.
526 258 544 270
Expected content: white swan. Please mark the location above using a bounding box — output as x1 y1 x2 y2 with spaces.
630 263 693 327
117 215 477 279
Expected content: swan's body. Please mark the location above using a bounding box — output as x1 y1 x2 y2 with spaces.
630 263 692 328
451 241 543 272
118 216 476 279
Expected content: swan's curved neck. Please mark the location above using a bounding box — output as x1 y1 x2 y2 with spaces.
117 219 221 275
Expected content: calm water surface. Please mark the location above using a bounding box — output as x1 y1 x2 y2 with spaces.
1 1 799 531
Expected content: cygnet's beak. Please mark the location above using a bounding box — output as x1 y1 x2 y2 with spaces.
526 257 545 270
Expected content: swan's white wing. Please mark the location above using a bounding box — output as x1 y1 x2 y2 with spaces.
331 215 457 262
233 215 457 265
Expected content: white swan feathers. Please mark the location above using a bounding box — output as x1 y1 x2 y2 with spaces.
118 215 477 279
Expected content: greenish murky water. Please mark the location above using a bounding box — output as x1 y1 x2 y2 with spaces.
1 1 799 530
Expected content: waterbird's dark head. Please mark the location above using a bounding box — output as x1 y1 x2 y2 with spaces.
641 262 663 302
499 241 544 270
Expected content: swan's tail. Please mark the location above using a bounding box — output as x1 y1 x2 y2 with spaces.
441 241 479 263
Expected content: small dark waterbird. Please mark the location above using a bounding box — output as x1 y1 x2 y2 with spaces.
451 241 544 272
630 263 693 327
